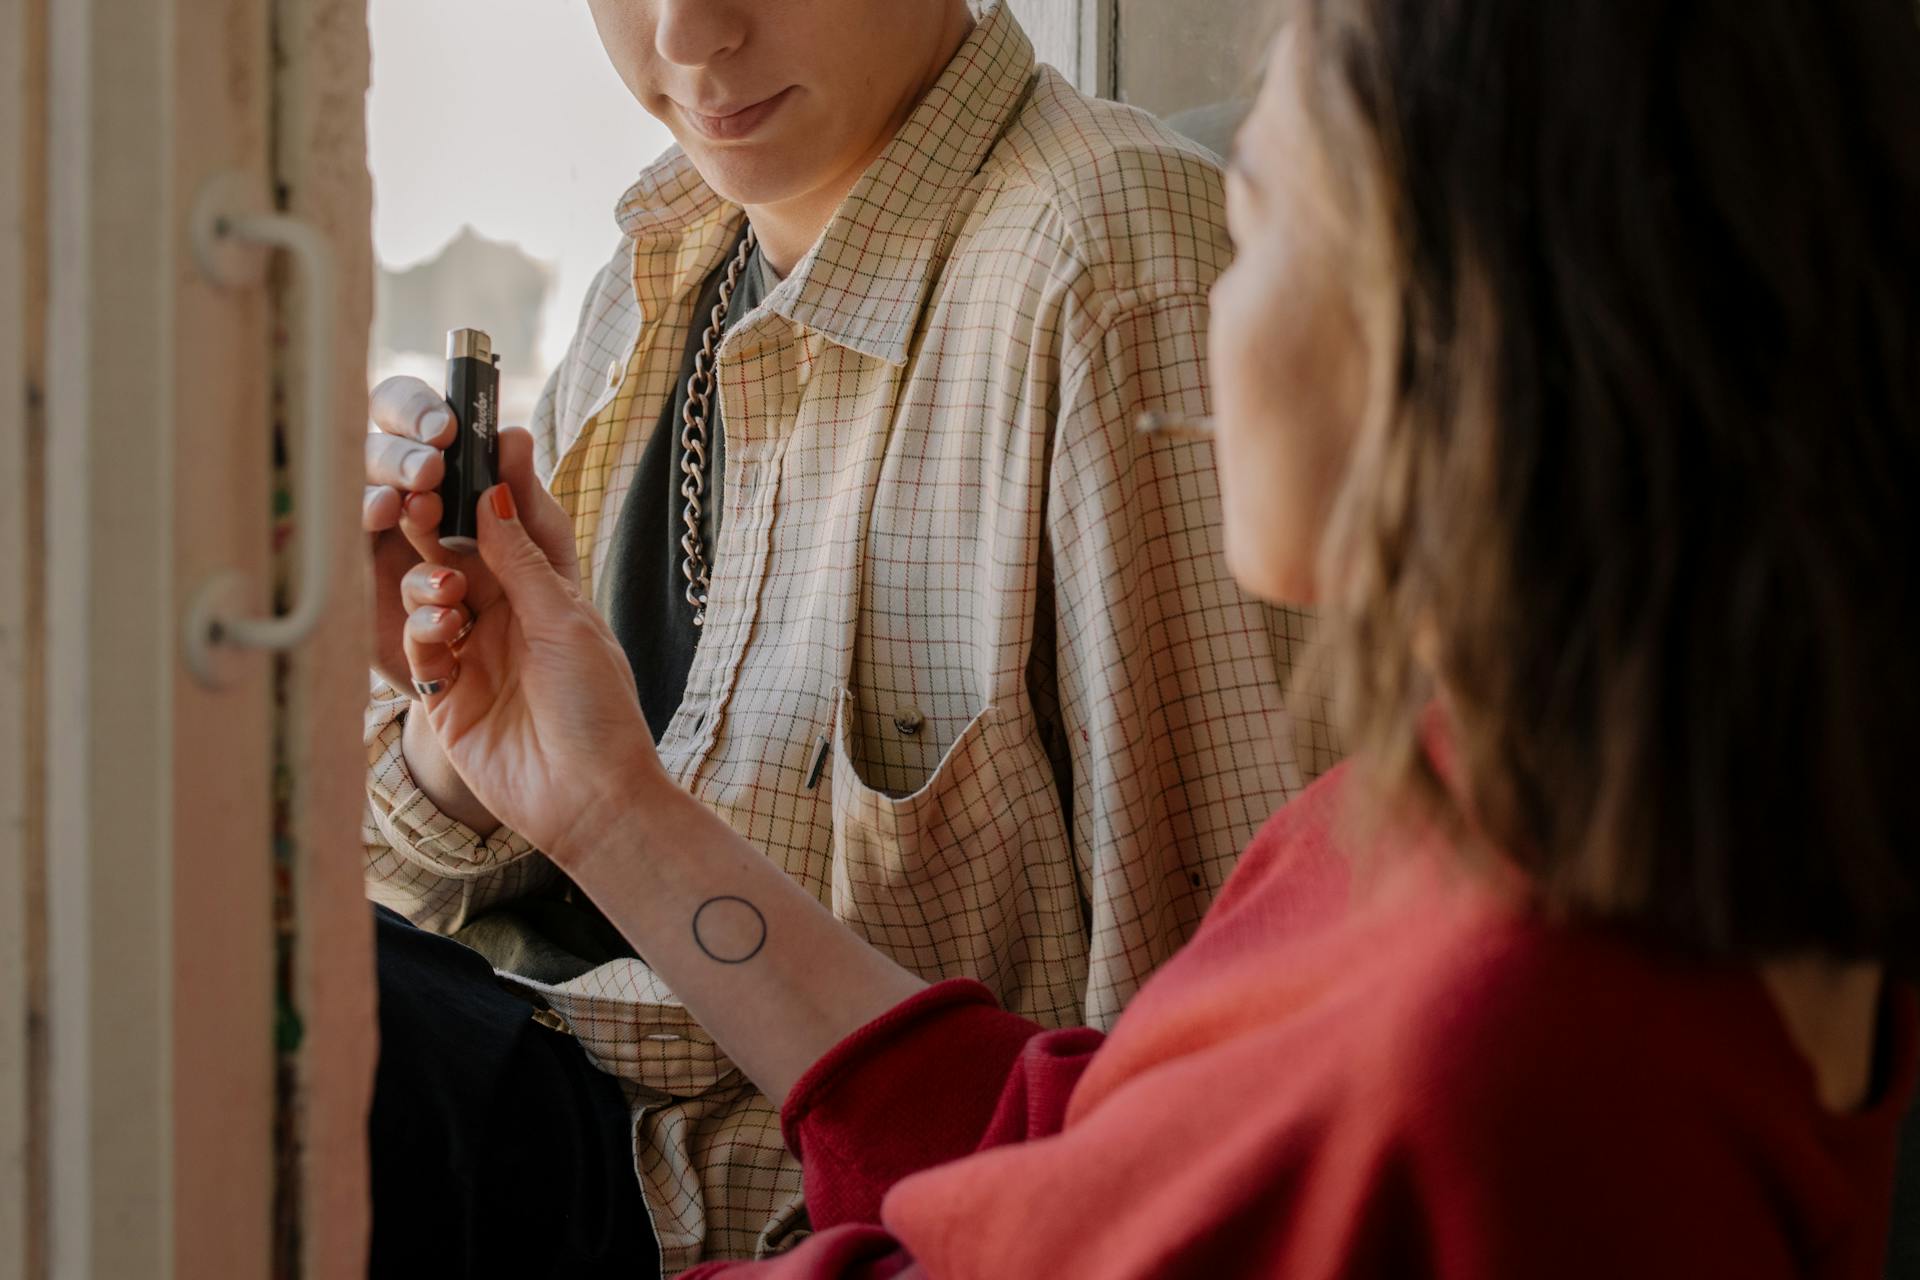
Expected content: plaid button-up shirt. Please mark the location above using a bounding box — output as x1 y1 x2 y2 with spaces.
364 4 1336 1270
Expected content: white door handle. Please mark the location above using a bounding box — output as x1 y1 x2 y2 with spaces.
184 174 339 684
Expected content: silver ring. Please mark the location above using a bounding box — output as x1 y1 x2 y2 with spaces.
412 661 458 699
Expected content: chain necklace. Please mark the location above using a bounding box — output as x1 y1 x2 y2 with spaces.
679 224 757 627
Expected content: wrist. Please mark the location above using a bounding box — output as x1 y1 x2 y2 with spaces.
551 742 684 872
401 703 501 837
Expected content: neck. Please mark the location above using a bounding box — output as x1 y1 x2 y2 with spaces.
1758 956 1885 1113
744 2 975 275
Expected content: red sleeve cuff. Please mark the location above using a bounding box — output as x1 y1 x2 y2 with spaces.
781 979 1045 1231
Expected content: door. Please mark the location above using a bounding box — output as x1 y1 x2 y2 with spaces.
2 0 375 1274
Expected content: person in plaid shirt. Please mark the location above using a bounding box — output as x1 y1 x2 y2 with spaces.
359 0 1329 1272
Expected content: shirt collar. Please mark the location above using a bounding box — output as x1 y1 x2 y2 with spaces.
610 1 1037 366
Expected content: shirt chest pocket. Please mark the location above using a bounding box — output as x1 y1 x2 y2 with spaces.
824 689 1088 1022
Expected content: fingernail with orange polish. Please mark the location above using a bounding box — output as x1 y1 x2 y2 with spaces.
490 485 517 521
430 570 454 591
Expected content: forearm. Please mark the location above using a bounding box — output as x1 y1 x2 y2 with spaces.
401 703 501 837
563 776 929 1103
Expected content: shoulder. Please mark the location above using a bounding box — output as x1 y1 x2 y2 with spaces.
549 234 640 378
1275 911 1806 1274
556 231 638 334
1202 764 1355 932
1368 912 1790 1207
1376 913 1728 1121
536 234 641 459
979 66 1231 314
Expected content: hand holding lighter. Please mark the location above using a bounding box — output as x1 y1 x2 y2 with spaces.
439 327 502 553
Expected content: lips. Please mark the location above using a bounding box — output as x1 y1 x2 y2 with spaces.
679 87 797 142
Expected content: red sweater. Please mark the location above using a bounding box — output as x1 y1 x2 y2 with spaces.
687 766 1916 1278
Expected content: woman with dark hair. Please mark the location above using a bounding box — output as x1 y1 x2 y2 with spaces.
392 0 1920 1273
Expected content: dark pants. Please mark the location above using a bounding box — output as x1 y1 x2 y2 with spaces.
369 906 659 1279
1892 1096 1920 1279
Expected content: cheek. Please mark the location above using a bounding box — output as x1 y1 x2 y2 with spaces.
587 2 660 105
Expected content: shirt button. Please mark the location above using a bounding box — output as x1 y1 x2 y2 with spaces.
605 359 622 389
892 709 925 737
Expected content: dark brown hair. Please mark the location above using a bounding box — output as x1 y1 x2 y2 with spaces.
1305 0 1920 967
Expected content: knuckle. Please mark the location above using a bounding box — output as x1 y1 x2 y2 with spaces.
365 432 405 468
372 377 437 437
368 375 404 409
369 376 412 420
361 486 397 528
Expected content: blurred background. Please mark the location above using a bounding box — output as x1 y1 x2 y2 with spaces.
367 0 671 423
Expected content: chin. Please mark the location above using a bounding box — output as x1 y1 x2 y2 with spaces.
1224 524 1316 607
680 138 820 210
679 148 768 199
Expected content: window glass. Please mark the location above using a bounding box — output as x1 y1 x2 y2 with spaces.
368 0 673 422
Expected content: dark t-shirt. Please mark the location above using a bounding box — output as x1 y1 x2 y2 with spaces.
603 226 772 740
454 226 771 983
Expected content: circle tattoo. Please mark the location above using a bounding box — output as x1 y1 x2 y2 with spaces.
691 896 768 965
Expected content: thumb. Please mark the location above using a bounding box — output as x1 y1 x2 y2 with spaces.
475 483 573 619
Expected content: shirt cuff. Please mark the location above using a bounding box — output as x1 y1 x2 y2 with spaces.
780 980 1045 1231
365 699 536 874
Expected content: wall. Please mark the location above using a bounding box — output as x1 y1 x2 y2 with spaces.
1005 0 1270 152
1004 0 1110 95
1115 0 1271 118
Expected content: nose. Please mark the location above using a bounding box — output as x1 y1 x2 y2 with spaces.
655 0 745 68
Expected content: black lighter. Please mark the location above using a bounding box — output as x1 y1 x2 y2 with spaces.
439 327 501 553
